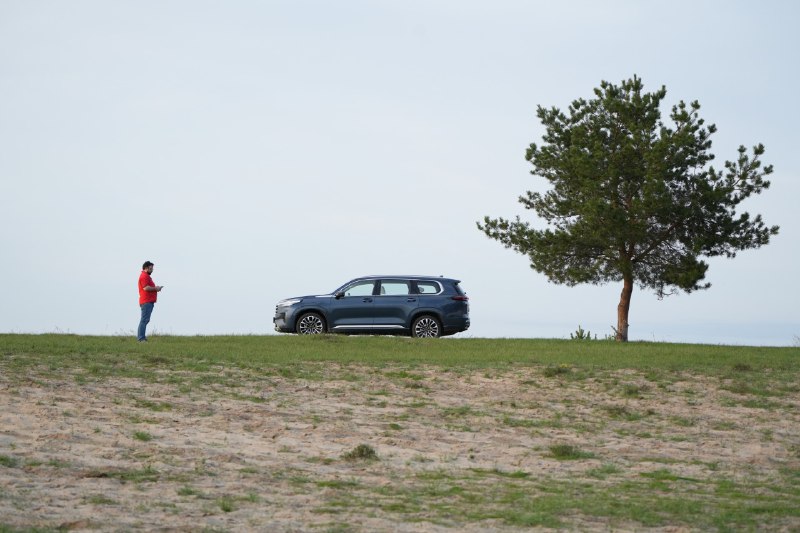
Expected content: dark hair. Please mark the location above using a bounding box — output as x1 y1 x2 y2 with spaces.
142 261 154 269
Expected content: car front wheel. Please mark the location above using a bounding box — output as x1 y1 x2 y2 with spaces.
296 312 326 335
411 315 441 338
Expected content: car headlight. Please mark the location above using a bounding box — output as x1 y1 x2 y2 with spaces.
277 298 302 307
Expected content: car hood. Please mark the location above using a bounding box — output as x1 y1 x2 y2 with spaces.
280 294 333 302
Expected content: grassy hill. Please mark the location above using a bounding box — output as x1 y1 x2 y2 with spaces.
1 334 799 531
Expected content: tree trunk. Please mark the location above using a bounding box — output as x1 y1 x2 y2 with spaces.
616 276 633 342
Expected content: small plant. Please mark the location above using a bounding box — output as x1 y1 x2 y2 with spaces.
178 486 200 496
85 494 117 505
622 383 647 398
570 325 596 341
549 444 595 460
503 416 537 428
0 454 19 468
133 431 153 442
543 364 571 377
587 463 622 479
219 497 235 512
134 399 172 412
342 444 378 461
103 465 159 482
670 416 696 427
603 405 645 421
441 405 473 417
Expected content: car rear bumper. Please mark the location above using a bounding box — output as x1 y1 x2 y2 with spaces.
443 317 470 335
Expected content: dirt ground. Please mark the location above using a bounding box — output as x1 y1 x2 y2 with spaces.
1 363 798 531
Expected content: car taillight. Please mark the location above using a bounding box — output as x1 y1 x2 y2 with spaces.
451 295 469 301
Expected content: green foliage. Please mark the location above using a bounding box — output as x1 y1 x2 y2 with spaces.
549 444 595 460
218 497 235 512
570 325 595 341
543 364 572 377
133 431 154 442
177 485 201 497
342 444 378 462
588 463 623 479
478 75 778 340
0 455 19 468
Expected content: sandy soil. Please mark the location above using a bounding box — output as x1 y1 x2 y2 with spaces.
1 363 798 531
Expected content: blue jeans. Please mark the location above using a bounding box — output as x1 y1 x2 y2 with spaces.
138 302 155 341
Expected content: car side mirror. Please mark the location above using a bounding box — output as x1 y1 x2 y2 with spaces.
335 291 345 299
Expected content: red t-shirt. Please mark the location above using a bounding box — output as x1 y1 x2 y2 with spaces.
139 271 157 304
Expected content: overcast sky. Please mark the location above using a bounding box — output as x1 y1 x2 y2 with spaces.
1 1 798 345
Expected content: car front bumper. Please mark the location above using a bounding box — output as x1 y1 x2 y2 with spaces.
273 308 295 333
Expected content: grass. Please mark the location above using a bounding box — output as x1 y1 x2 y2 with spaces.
342 444 378 462
548 444 595 460
0 455 19 468
2 334 798 379
1 333 799 531
84 494 117 505
133 431 154 442
177 485 201 497
312 465 799 530
218 497 235 512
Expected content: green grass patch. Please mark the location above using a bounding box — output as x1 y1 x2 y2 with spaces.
84 494 117 505
549 444 595 460
134 398 173 411
133 431 154 442
3 334 798 379
0 455 19 468
84 465 160 483
342 444 378 462
602 405 648 421
218 496 235 512
306 466 800 530
177 485 201 497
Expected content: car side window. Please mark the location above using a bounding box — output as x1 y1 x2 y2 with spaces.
417 281 440 294
344 281 375 297
379 281 410 296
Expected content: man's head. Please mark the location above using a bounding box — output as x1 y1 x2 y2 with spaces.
142 261 154 273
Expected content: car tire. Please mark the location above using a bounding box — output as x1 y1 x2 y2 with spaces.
411 315 441 338
296 312 326 335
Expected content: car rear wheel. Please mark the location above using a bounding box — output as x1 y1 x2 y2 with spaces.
296 312 326 335
412 315 441 338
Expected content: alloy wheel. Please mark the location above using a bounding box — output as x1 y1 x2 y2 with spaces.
413 316 440 338
297 314 325 334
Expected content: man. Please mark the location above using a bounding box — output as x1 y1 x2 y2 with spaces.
138 261 163 342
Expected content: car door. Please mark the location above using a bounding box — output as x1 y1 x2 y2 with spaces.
373 279 418 330
327 280 376 330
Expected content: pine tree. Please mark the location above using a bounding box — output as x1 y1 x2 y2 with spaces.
478 76 778 341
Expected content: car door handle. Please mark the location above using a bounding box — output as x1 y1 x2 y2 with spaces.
362 298 373 303
407 298 417 302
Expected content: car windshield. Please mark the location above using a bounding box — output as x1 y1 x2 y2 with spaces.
332 279 374 294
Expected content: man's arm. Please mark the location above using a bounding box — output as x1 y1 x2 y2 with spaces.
143 285 163 292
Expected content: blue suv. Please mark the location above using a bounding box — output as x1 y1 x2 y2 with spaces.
273 276 470 338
